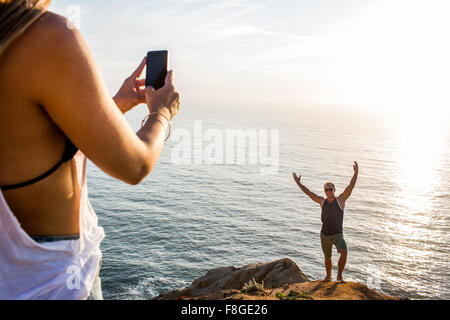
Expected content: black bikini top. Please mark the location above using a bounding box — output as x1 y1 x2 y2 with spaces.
1 137 79 191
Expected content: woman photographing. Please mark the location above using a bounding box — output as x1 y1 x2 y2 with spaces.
0 0 180 299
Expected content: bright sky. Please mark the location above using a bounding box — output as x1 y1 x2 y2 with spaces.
49 0 450 123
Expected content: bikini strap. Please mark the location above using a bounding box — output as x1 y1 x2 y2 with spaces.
61 137 79 162
0 137 78 190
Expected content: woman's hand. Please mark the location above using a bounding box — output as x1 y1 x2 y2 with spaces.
113 57 147 114
145 70 180 121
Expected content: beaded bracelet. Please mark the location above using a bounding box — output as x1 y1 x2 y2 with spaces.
141 112 171 142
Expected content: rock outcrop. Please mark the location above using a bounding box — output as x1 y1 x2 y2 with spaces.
153 258 403 300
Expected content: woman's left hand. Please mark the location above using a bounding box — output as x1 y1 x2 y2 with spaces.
113 57 147 113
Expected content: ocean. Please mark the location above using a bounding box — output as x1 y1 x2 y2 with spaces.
87 103 450 300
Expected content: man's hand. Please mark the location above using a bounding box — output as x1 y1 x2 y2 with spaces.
113 57 147 114
339 161 359 203
293 172 323 206
353 161 359 174
292 172 301 184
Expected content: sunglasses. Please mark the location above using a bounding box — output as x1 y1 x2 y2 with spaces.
324 188 334 192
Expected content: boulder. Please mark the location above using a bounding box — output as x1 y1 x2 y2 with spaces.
154 258 307 300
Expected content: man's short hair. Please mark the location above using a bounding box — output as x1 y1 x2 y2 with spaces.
324 182 335 191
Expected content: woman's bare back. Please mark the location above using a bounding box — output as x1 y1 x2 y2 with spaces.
0 9 180 238
0 12 80 236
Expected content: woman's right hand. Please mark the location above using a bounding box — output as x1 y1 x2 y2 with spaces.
145 70 180 120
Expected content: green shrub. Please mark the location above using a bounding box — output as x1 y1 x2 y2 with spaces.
241 278 265 293
276 292 286 300
286 290 312 300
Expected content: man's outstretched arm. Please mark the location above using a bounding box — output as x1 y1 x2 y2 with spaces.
292 173 324 206
339 161 359 203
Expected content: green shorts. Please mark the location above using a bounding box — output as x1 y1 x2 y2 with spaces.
320 231 347 259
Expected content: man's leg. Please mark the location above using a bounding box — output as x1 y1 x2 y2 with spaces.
320 232 332 282
323 257 332 282
337 249 347 282
336 234 348 282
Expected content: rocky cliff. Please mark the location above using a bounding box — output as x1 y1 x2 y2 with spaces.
153 258 404 300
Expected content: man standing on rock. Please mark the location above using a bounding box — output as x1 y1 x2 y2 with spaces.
292 161 358 282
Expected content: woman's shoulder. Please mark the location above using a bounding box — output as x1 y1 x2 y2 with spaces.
26 11 80 47
32 11 70 33
4 10 87 80
1 11 73 64
0 9 93 115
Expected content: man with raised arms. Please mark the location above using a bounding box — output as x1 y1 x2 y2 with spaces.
292 161 358 282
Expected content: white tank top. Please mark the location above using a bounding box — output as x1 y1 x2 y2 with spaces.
0 151 105 299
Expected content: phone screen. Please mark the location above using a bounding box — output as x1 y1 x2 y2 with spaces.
145 50 168 90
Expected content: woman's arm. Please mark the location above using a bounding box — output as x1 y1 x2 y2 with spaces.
28 12 179 185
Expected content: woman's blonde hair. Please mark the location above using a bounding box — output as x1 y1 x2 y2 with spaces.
0 0 50 58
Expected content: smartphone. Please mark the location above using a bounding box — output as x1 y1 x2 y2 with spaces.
145 50 168 90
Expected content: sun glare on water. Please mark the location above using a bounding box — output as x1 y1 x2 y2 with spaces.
394 112 447 210
336 0 450 219
381 107 449 296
